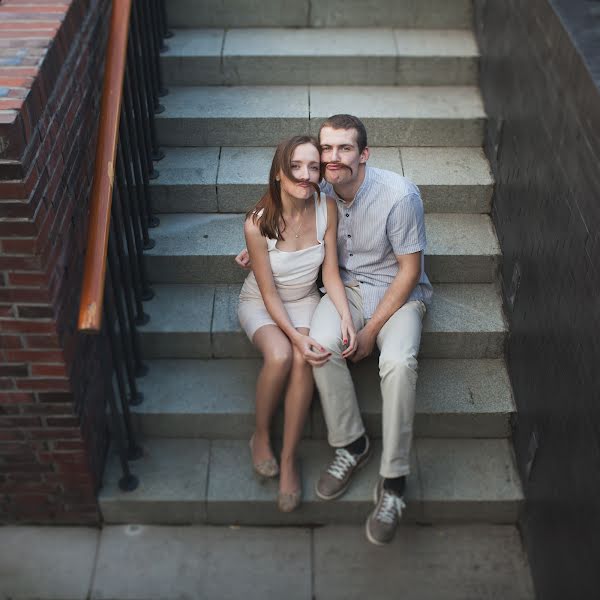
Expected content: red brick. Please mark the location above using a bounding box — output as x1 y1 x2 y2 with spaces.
0 288 50 304
1 238 37 254
24 334 60 348
6 349 63 362
0 416 41 427
28 428 80 440
16 378 70 391
0 319 56 333
7 272 48 287
0 430 25 441
0 334 23 349
30 363 66 377
0 391 34 404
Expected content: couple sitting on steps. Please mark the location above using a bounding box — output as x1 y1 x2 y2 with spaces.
235 114 432 546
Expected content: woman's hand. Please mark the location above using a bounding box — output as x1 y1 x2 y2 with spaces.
340 315 357 359
293 334 331 367
235 248 251 269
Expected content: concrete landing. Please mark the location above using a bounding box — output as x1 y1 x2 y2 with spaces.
0 524 534 600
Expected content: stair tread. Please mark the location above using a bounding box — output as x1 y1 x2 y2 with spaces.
150 146 493 215
145 212 499 258
132 358 514 439
99 437 523 524
164 28 479 58
158 85 485 119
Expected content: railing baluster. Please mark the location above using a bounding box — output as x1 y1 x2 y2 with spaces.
115 139 148 327
120 79 155 299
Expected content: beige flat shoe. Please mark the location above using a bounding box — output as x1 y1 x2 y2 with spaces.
249 434 279 479
277 488 301 513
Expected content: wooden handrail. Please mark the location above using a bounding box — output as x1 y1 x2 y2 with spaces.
78 0 132 333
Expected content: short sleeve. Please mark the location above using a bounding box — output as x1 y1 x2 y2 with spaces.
387 193 427 256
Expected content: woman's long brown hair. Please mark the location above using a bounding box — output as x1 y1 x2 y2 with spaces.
246 135 321 240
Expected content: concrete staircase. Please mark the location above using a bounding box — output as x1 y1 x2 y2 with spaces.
99 2 531 591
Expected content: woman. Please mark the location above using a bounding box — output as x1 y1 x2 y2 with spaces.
238 135 357 512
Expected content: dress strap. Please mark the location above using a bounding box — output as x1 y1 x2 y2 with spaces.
315 192 328 243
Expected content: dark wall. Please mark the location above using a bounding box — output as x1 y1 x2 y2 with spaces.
474 0 600 597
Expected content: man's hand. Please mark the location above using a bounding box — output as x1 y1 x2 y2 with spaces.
235 248 251 269
349 326 377 363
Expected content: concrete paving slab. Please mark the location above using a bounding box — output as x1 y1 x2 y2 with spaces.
217 147 273 212
416 438 523 523
133 358 513 440
156 86 309 146
145 213 245 283
161 29 223 85
150 147 219 213
0 527 98 600
138 284 214 358
91 525 311 600
206 439 422 525
166 0 309 28
314 525 534 600
222 28 396 85
212 284 257 358
310 0 473 28
99 439 210 524
421 283 507 358
133 358 309 439
144 213 500 284
309 86 485 146
425 213 500 282
401 147 493 213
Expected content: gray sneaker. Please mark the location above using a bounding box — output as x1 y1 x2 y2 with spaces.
365 478 406 546
315 436 371 500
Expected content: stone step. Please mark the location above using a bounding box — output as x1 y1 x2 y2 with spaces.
162 28 479 86
99 438 523 525
150 146 493 214
166 0 473 29
138 283 507 359
133 358 514 439
156 86 485 147
144 213 500 284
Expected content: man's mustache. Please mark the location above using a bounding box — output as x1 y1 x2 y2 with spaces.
322 161 354 176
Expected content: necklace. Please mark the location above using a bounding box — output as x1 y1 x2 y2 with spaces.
288 201 307 238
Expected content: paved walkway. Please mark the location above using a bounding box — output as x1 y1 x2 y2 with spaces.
0 524 534 599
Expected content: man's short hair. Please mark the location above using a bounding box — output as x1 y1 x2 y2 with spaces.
318 114 368 153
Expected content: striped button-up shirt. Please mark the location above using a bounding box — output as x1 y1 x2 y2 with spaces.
321 166 433 318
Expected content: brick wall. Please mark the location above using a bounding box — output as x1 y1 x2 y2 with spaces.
474 0 600 596
0 0 112 524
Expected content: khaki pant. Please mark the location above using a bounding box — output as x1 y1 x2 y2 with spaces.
310 286 426 478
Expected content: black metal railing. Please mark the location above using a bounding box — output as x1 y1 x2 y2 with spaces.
79 0 171 492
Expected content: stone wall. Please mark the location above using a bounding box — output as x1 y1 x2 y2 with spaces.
474 0 600 596
0 0 112 524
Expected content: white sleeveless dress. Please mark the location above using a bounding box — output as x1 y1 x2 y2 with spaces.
238 192 328 340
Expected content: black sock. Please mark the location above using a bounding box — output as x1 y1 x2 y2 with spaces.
383 476 406 496
344 435 367 456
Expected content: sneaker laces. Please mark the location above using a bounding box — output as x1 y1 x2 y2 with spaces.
376 490 406 524
326 448 358 480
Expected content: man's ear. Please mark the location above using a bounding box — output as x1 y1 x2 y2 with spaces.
359 146 370 163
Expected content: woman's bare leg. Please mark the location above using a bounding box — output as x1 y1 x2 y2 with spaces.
280 327 314 494
251 325 293 466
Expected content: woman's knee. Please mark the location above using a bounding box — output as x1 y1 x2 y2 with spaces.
263 343 293 370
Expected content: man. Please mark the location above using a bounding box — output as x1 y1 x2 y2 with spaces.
237 115 432 545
